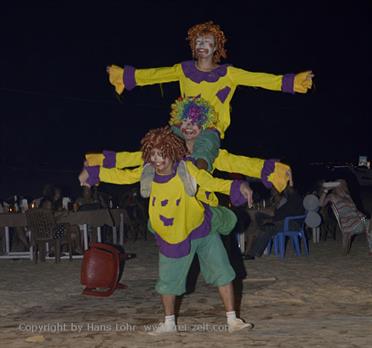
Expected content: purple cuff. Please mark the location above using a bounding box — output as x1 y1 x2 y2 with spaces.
102 150 116 168
261 159 277 189
85 166 100 186
230 180 247 206
281 74 295 94
123 65 136 91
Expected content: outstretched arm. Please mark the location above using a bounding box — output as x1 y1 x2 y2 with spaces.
229 67 314 94
107 64 181 95
79 166 142 187
85 150 143 169
214 149 291 193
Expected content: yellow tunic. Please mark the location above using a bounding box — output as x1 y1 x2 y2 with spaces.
109 61 285 139
97 161 233 244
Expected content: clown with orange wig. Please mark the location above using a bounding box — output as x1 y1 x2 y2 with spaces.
79 126 255 334
107 21 313 171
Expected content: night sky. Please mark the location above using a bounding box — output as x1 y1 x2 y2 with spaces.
1 1 371 198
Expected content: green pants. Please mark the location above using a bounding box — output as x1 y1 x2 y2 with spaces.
156 206 237 295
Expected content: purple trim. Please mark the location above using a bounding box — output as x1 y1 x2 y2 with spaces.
261 159 277 189
185 156 196 164
154 205 212 258
102 150 116 168
181 60 229 84
85 166 100 186
176 198 181 206
160 215 174 226
230 180 247 206
205 191 211 199
281 74 295 94
161 199 168 207
153 162 178 183
216 86 231 103
154 171 176 183
123 65 136 91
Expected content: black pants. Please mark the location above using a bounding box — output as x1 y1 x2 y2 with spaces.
249 222 283 257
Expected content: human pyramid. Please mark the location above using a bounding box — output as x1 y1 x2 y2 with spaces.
79 21 313 335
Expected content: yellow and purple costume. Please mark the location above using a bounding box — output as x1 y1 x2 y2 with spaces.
109 61 301 139
85 148 291 208
108 62 310 169
85 161 245 259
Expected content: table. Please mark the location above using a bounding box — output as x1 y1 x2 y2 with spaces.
0 209 126 260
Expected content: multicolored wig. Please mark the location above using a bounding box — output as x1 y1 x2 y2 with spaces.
141 126 187 163
169 96 217 130
187 21 227 63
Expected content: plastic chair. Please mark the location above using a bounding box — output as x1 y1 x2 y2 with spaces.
330 203 353 255
26 208 73 263
80 243 127 297
267 215 309 258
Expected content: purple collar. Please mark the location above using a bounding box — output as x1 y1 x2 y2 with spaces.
153 162 178 183
181 60 229 83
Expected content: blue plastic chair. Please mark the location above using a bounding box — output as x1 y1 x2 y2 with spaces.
266 215 309 258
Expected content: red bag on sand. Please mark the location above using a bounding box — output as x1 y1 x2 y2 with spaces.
80 243 128 297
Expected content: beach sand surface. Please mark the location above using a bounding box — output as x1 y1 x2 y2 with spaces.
1 232 372 348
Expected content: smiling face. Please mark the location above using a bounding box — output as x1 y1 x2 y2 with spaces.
195 33 216 60
180 117 202 141
150 148 173 175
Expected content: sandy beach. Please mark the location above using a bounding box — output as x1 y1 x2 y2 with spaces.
1 230 372 348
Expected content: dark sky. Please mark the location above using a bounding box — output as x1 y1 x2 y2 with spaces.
1 1 371 197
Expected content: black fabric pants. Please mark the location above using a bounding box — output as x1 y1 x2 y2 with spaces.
249 222 283 257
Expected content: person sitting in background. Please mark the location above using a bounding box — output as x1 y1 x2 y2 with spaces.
319 179 372 255
245 182 305 259
39 185 63 211
40 185 82 255
75 186 103 211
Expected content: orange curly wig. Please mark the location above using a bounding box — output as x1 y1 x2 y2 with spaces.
141 126 187 163
187 21 227 63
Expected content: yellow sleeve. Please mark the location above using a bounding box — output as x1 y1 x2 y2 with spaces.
85 151 143 169
135 64 181 86
214 149 264 179
99 166 142 185
116 151 143 168
229 66 283 91
85 153 104 166
186 161 233 195
107 64 181 94
213 149 291 193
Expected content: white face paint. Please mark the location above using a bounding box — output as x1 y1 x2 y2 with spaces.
195 34 216 59
150 148 173 175
180 118 202 141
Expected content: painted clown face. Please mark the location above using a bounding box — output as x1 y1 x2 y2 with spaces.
180 117 202 141
195 34 216 59
150 148 173 175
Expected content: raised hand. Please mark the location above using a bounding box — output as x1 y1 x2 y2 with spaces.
78 169 90 187
294 70 314 93
240 182 253 208
107 65 125 94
